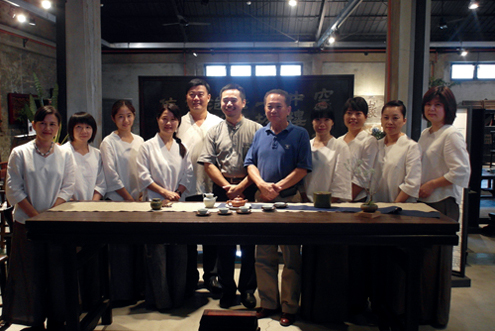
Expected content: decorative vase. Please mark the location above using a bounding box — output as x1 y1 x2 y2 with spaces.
360 203 378 213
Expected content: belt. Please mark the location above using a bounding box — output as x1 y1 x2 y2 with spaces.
224 176 245 184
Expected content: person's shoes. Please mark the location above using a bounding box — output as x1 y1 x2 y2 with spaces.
279 312 296 327
241 292 257 309
255 307 280 319
219 293 237 308
206 276 223 294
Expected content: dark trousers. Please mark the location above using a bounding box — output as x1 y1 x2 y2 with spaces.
185 194 218 294
213 182 258 296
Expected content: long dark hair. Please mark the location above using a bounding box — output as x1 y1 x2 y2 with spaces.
157 103 187 158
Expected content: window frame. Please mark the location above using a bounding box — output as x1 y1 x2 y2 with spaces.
205 63 303 77
450 62 495 81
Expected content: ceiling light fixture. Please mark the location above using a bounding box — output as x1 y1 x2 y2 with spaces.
460 48 468 56
41 1 52 9
192 52 198 57
468 1 479 10
17 13 27 23
246 1 252 5
288 0 297 7
438 17 448 30
28 16 36 25
328 36 336 44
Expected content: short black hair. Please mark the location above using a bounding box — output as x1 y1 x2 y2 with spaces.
34 105 61 124
311 102 335 121
382 100 406 118
186 78 211 95
343 97 368 117
264 89 291 107
421 86 457 125
68 112 97 143
220 83 246 101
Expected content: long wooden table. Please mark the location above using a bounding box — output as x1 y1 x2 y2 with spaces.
25 202 459 331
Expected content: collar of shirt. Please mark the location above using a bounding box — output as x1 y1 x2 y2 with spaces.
264 121 294 136
226 117 244 131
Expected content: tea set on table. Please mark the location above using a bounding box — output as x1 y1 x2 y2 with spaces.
197 193 252 216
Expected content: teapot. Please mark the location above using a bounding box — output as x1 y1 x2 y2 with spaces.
227 195 248 207
203 193 217 208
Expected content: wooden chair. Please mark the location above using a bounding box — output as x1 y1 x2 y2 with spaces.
0 162 7 205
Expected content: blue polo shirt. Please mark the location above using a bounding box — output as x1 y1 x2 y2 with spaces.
244 122 312 183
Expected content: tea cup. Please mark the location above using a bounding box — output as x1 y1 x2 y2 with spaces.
218 207 230 214
239 206 250 213
198 208 209 215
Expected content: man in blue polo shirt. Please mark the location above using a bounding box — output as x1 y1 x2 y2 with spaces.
244 89 311 327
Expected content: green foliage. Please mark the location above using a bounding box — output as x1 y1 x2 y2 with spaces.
429 77 456 88
33 73 45 105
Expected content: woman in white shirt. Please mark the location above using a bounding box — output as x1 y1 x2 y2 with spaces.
100 100 145 305
417 86 470 327
62 112 106 201
4 106 75 330
300 105 352 324
302 104 352 202
137 103 192 310
337 97 378 201
100 100 144 201
373 100 421 203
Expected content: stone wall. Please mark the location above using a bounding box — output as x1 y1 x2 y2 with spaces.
0 38 56 161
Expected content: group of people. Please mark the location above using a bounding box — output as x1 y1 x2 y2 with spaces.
3 78 470 330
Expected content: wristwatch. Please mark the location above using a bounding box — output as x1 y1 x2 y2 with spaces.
175 189 182 197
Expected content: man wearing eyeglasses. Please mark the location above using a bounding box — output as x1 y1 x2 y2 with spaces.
244 89 312 327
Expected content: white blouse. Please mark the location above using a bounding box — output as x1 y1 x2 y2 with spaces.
6 141 75 224
136 134 193 202
61 143 106 201
418 125 471 205
304 137 352 202
337 130 378 201
373 135 422 203
177 112 223 197
100 132 144 201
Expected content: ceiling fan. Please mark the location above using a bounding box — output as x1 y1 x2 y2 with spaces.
163 0 210 28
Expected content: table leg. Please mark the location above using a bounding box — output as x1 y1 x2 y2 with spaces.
404 246 421 331
100 244 112 325
63 244 80 331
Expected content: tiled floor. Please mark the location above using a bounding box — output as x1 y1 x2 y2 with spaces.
2 234 495 331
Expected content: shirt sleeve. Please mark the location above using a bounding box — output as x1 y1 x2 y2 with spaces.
296 129 312 172
179 149 194 195
331 143 352 201
353 135 378 188
399 142 422 198
443 131 471 188
94 150 107 197
244 132 259 167
57 150 76 202
136 144 154 192
100 139 125 192
197 127 217 165
5 149 28 206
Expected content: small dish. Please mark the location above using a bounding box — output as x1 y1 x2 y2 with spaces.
274 202 288 209
261 204 275 211
218 210 232 215
236 209 252 214
196 209 210 216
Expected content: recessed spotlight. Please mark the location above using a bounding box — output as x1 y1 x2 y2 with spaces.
17 14 27 23
288 0 297 7
468 1 479 10
41 1 52 9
